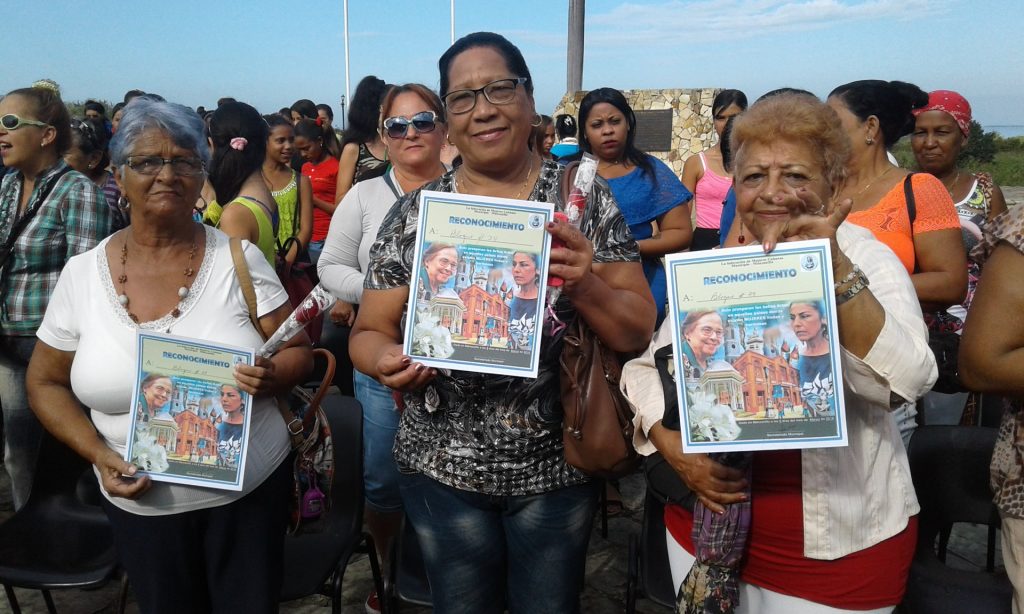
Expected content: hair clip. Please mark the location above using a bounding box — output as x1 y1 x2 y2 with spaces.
229 137 248 151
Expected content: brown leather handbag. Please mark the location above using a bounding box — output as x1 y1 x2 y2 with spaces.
556 162 640 478
560 316 640 478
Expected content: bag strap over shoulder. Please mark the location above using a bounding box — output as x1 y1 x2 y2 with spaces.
0 165 72 271
230 237 307 445
382 169 403 201
230 238 264 338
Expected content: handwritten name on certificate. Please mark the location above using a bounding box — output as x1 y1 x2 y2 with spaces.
403 190 554 378
665 239 848 453
125 331 255 490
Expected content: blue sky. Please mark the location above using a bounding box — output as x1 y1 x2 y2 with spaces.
4 0 1021 125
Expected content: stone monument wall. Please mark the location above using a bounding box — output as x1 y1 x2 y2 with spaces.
552 87 722 178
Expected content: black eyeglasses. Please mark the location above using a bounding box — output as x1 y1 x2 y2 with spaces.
0 114 49 131
443 78 528 115
383 111 439 139
125 155 206 176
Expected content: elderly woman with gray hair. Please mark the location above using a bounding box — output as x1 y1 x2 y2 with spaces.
25 97 313 613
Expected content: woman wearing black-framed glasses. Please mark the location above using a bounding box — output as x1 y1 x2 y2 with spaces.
0 82 113 512
26 95 312 613
350 32 655 613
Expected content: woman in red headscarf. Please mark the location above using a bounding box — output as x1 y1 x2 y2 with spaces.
911 90 1007 425
911 90 1007 326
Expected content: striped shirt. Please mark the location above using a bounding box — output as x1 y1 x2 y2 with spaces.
0 160 113 336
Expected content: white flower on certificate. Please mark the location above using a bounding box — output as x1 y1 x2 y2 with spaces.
688 391 742 442
411 308 455 358
132 431 170 473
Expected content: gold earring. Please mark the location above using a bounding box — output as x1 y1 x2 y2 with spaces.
446 133 454 146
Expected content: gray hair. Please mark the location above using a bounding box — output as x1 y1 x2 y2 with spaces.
109 97 210 167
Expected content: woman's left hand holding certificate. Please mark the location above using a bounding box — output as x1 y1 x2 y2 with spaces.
375 344 437 393
97 446 151 499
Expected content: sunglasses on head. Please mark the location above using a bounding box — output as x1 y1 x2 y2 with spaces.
1 114 49 131
383 111 438 139
71 119 101 147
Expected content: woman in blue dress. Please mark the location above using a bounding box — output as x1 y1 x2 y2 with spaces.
578 88 693 325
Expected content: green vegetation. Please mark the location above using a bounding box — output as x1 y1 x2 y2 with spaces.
65 99 116 119
892 121 1024 186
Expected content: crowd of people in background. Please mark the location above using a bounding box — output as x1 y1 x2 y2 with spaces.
0 29 1020 614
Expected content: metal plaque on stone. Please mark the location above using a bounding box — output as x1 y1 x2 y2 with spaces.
633 109 673 152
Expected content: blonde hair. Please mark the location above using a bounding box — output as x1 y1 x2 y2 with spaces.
730 93 850 192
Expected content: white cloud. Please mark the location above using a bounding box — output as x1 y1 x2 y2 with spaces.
587 0 953 46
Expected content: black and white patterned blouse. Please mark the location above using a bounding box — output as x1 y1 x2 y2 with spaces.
364 160 640 495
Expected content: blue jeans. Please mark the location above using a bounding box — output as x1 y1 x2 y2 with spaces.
0 336 39 510
307 239 325 268
399 472 599 614
354 370 402 513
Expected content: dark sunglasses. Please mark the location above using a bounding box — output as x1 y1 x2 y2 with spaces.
383 111 439 139
1 114 49 131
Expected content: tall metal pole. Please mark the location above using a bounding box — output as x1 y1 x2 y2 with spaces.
450 0 455 44
566 0 585 94
344 0 351 105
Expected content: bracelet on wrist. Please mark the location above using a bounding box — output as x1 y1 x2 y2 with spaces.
833 264 861 290
835 268 870 305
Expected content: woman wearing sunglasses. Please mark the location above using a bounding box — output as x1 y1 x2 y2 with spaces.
0 81 113 511
350 33 654 613
318 83 447 612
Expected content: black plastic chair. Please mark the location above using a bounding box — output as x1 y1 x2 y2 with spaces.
0 430 127 614
902 425 1013 613
626 489 677 613
279 393 385 613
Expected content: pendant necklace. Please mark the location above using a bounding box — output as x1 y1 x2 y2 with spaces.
118 228 198 324
456 158 534 199
942 170 961 198
850 166 894 204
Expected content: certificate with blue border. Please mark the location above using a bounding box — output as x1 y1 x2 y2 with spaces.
665 239 848 453
125 331 255 490
403 190 554 378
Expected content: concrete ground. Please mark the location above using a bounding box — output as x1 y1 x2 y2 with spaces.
0 459 1004 614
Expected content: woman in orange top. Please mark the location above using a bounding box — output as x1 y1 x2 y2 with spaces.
827 80 966 444
826 81 966 296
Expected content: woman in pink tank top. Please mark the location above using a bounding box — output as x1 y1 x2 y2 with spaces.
682 89 747 250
